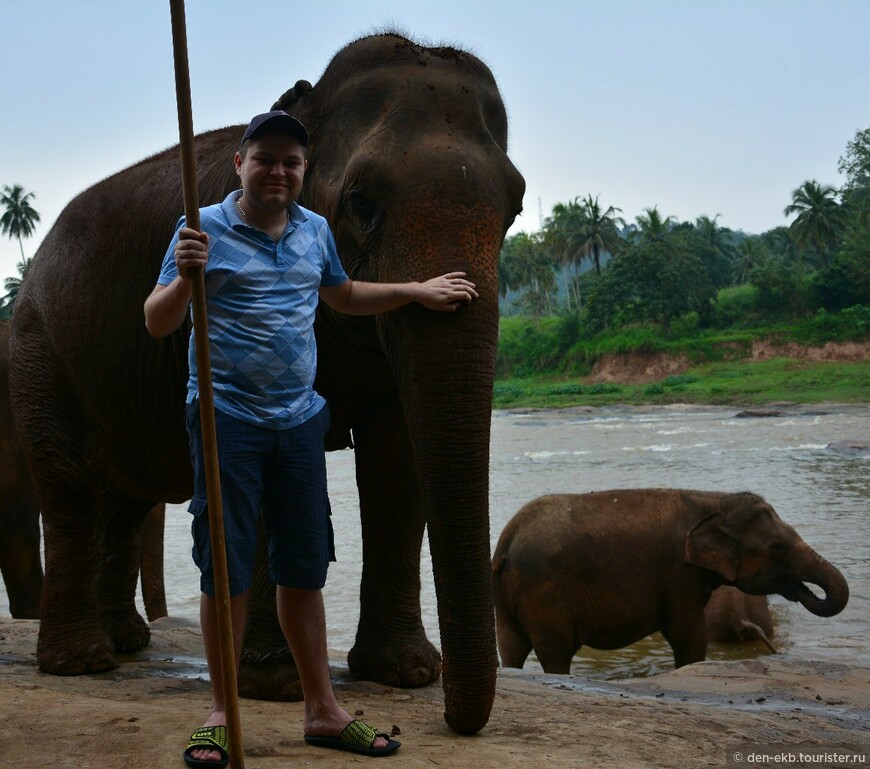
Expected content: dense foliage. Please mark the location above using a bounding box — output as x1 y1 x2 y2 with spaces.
499 126 870 339
494 290 870 410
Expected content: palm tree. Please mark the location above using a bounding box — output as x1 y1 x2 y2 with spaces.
633 206 675 243
499 231 556 315
760 226 800 263
1 185 41 261
545 195 624 310
575 194 624 276
733 237 768 285
544 198 587 310
3 256 32 312
782 180 844 266
696 214 729 252
695 214 736 289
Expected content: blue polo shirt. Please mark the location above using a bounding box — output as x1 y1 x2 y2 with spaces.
158 191 348 429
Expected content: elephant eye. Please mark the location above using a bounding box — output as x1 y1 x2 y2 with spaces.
348 190 381 232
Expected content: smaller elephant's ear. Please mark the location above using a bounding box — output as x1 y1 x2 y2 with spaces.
685 512 739 581
271 80 314 112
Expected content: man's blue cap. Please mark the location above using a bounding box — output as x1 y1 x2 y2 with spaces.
240 110 309 147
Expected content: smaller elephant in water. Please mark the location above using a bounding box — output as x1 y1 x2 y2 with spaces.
492 489 848 673
705 585 775 652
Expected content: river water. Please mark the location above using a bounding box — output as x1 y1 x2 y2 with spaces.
3 404 868 680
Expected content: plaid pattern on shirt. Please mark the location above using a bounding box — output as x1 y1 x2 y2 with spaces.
158 191 348 429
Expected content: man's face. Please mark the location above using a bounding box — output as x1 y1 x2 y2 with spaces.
234 132 307 211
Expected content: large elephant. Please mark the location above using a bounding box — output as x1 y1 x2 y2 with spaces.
9 33 524 734
492 489 848 673
0 319 42 619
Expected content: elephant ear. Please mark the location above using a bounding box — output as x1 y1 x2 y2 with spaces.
685 512 739 581
271 80 313 112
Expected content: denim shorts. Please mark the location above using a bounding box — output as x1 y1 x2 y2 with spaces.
186 401 335 596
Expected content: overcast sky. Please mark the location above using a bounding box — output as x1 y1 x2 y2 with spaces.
2 0 868 282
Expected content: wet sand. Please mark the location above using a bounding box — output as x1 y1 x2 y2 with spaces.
0 617 867 769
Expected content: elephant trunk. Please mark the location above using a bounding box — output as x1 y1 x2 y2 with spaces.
382 299 499 735
789 541 849 617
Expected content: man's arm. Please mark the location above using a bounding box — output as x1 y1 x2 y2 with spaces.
144 228 208 338
144 280 193 338
318 272 478 316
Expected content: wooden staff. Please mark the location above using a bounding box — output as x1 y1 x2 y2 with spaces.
168 1 245 767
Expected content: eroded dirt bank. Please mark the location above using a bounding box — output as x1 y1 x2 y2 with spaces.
0 618 866 769
588 340 870 385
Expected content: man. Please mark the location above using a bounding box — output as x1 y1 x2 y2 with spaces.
144 110 477 766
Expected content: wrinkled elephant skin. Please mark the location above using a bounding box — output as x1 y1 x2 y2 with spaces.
2 321 167 622
10 34 524 735
0 320 43 619
492 489 848 673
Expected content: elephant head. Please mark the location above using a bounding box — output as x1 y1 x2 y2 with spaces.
685 493 849 617
271 36 525 733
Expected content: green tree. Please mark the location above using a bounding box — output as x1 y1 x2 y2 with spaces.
544 198 586 310
544 195 624 310
574 194 624 276
499 231 557 316
783 180 845 266
734 236 771 284
838 125 870 222
633 206 676 243
749 253 811 318
760 226 800 262
813 211 870 310
1 256 32 316
497 257 512 299
838 125 870 191
0 185 41 262
835 215 870 304
586 236 712 334
694 214 736 289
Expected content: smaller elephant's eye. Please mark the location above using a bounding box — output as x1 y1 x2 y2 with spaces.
348 191 381 232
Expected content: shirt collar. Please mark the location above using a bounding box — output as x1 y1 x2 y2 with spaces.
222 190 309 230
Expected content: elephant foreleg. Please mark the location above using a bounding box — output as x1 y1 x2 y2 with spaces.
662 608 708 668
238 517 304 702
347 397 441 687
0 493 43 619
37 484 116 674
95 492 152 653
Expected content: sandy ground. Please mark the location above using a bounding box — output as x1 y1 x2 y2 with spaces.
0 617 867 769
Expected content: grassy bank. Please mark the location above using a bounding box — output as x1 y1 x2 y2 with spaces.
493 359 870 409
493 311 870 409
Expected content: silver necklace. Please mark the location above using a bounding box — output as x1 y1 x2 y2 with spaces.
236 194 247 220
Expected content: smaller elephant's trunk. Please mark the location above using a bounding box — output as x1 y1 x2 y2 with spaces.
789 542 849 618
